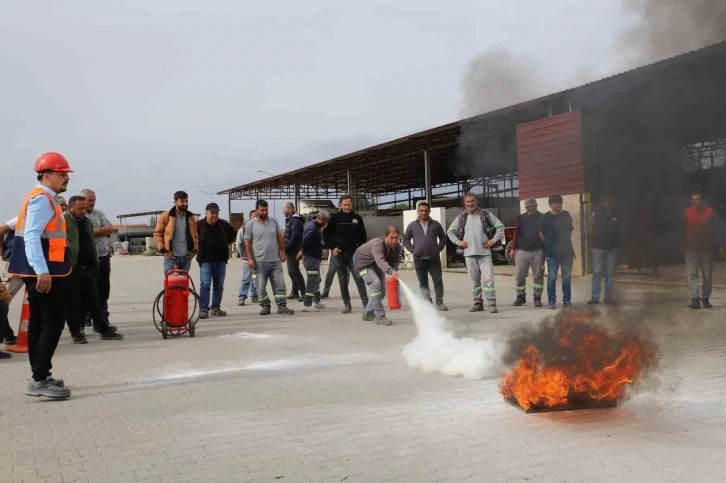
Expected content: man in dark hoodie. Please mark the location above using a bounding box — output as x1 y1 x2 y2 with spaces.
298 210 330 312
323 195 369 314
283 202 305 301
354 226 401 326
589 195 624 305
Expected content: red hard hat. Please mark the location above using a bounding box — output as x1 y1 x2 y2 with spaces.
34 152 73 173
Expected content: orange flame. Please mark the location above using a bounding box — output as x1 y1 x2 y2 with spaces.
500 312 654 410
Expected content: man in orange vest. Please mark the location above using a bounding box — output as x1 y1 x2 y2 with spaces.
8 153 73 399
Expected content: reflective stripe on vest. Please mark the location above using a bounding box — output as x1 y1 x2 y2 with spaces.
8 187 71 277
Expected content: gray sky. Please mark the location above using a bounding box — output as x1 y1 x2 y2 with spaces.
1 0 626 222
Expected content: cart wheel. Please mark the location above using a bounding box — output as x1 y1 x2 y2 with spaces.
189 324 195 337
161 321 168 339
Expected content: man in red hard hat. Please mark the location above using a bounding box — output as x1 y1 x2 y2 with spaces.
8 152 73 399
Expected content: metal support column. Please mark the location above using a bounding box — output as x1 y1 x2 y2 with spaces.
424 150 433 205
294 184 300 210
346 170 353 195
228 195 232 220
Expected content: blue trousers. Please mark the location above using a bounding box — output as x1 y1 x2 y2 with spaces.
238 258 258 299
546 257 573 304
591 248 618 301
199 262 227 310
164 256 192 273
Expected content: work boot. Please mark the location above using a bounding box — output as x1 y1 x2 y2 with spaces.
210 308 227 317
277 306 294 315
298 296 304 302
4 335 18 345
100 331 124 340
0 350 11 359
320 292 329 299
489 305 498 314
469 304 484 312
361 312 375 322
26 378 71 399
199 309 209 319
436 301 449 311
342 304 352 314
563 302 574 308
375 315 393 326
93 325 117 334
534 298 543 308
548 302 556 310
587 300 600 305
512 296 526 307
251 297 259 304
237 297 246 306
72 334 88 344
302 305 320 312
701 298 713 309
314 302 326 310
688 298 701 310
47 375 65 387
260 306 271 316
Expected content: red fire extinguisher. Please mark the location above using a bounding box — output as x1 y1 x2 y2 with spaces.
164 271 190 326
387 277 401 310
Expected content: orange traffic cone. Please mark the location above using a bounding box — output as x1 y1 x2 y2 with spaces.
6 290 30 353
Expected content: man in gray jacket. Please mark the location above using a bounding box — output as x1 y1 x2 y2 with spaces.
447 193 505 313
353 226 401 326
403 201 448 311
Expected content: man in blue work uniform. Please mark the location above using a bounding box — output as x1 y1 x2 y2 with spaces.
8 153 74 399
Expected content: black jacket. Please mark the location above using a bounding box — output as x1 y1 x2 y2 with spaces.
196 218 237 264
323 210 367 254
284 214 305 253
301 219 324 259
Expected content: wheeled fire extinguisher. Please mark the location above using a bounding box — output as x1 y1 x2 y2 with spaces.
152 268 201 339
387 277 401 310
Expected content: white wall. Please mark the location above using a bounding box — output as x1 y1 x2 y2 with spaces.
402 207 447 268
360 215 403 241
520 194 585 276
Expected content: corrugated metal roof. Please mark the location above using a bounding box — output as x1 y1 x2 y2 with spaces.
218 40 726 196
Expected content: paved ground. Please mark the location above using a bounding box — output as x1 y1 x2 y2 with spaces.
1 257 725 483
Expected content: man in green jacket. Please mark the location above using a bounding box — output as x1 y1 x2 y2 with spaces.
64 196 123 344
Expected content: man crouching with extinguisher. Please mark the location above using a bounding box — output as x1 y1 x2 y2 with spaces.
353 226 401 326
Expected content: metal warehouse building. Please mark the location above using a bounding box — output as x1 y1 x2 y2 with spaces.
219 41 726 275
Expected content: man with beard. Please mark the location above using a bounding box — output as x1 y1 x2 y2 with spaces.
323 195 368 314
539 195 576 310
63 196 124 344
154 191 198 272
244 200 294 316
7 153 74 399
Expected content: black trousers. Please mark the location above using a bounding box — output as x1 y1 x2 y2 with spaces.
286 251 306 296
24 276 68 382
334 252 368 306
97 255 111 317
323 254 337 294
414 258 444 303
67 265 112 336
0 301 10 342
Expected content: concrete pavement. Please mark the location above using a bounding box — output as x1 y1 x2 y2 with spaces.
1 256 725 483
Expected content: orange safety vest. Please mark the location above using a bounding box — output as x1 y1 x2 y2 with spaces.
7 187 72 277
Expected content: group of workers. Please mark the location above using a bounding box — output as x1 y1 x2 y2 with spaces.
3 152 723 401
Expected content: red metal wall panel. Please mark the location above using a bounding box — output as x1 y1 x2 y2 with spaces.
517 111 585 199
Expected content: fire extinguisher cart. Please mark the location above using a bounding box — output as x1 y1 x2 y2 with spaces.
153 269 201 339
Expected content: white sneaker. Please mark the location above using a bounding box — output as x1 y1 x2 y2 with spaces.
302 306 321 312
314 302 326 310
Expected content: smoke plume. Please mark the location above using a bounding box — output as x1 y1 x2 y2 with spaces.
459 47 548 118
621 0 726 66
400 281 503 380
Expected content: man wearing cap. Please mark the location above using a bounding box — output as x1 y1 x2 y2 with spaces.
8 153 74 399
196 202 237 319
509 198 545 307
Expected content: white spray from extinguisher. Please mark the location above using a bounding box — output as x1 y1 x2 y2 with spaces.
399 281 503 380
